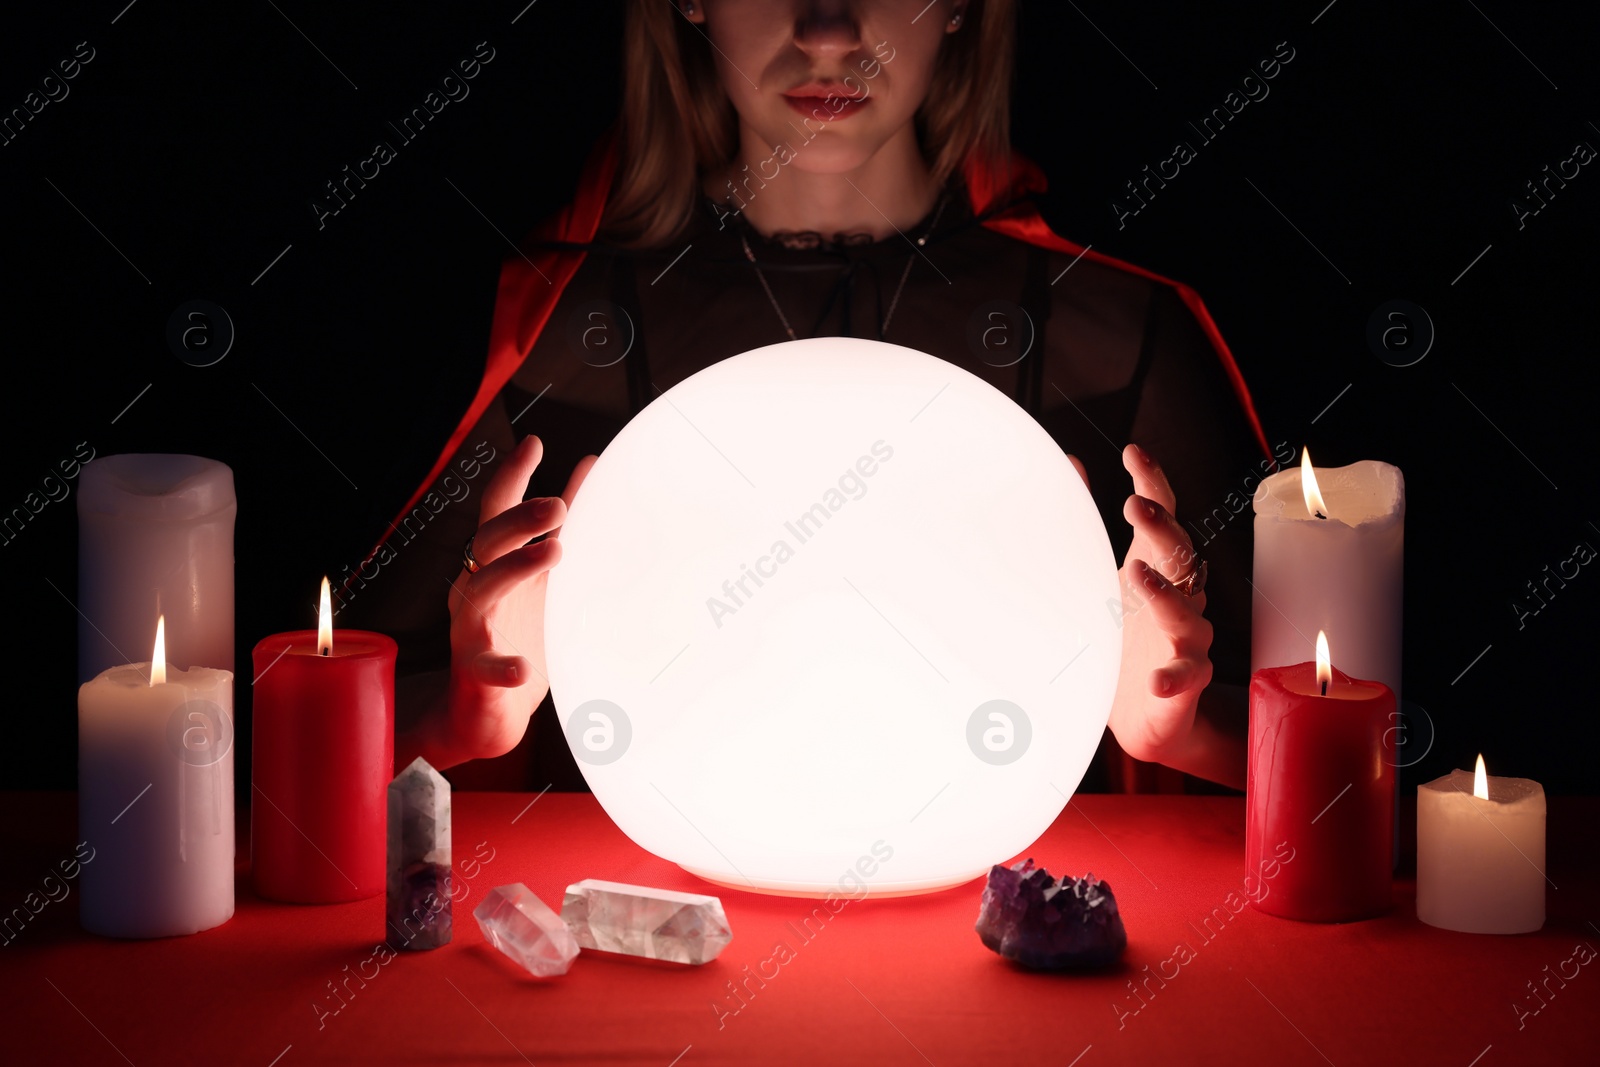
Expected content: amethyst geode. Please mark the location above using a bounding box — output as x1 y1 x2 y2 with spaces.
975 859 1126 969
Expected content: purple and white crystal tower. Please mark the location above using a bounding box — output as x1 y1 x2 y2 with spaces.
386 757 451 951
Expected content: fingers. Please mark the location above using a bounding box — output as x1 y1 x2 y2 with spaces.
472 496 567 565
1124 493 1199 581
1127 560 1213 698
1123 443 1176 514
472 651 530 688
472 445 592 561
1127 559 1211 643
1067 454 1089 489
1151 652 1213 698
465 539 563 606
479 435 544 526
551 455 598 541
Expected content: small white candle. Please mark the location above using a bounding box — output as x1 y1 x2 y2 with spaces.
1417 755 1545 934
78 616 235 938
1251 452 1404 702
77 454 236 682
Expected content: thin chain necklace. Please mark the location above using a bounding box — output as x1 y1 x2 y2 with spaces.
738 191 949 342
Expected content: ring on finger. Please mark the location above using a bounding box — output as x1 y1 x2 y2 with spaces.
463 534 483 574
1171 557 1207 598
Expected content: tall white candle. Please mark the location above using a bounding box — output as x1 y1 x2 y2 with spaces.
1251 453 1404 702
77 454 235 682
78 617 235 938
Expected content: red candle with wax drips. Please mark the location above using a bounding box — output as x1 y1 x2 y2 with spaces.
251 578 396 903
1247 630 1395 922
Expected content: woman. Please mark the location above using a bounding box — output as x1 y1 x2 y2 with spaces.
346 0 1272 793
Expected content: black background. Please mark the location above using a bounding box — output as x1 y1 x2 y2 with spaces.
3 1 1595 792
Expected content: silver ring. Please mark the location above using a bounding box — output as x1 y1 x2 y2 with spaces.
463 534 482 574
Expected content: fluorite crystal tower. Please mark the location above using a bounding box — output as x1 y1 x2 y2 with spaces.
474 883 581 977
386 757 451 951
561 879 731 965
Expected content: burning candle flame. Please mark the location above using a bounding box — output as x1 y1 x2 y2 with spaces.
1315 630 1331 696
1474 753 1488 800
318 577 333 657
151 615 166 687
1301 447 1328 520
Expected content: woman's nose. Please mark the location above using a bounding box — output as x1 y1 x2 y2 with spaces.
793 1 862 61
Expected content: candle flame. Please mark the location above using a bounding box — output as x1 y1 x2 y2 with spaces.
1474 753 1489 800
318 577 333 656
151 615 166 687
1315 630 1331 695
1301 447 1328 519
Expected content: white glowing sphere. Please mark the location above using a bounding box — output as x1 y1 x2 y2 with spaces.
544 338 1121 896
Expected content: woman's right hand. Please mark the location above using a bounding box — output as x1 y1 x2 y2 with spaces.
438 435 595 766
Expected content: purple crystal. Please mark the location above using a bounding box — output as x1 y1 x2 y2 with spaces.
975 859 1126 969
387 861 452 951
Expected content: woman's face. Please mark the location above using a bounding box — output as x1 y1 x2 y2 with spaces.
687 0 964 174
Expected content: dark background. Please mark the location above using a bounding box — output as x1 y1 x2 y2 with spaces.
3 1 1594 792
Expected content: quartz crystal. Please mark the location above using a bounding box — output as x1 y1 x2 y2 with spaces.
975 858 1126 969
560 878 731 964
474 883 581 977
386 757 452 951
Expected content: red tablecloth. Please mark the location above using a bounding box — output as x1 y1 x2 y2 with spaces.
3 791 1596 1065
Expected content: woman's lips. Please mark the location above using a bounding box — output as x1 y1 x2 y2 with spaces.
782 92 870 121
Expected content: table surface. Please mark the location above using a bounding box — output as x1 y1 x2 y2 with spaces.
3 791 1596 1066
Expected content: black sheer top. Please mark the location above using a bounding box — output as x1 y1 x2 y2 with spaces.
344 180 1269 791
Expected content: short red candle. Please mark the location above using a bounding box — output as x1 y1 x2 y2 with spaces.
251 629 395 903
1246 660 1395 922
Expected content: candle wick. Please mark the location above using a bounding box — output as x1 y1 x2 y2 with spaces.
1320 679 1328 696
320 648 330 658
1313 510 1326 520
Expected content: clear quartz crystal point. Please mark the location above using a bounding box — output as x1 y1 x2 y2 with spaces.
386 757 452 951
560 878 732 965
474 883 581 977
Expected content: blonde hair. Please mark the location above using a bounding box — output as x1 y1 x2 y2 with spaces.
601 0 1016 248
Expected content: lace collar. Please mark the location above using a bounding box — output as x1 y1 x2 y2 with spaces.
703 185 957 253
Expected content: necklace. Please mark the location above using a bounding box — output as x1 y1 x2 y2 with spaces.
738 191 949 343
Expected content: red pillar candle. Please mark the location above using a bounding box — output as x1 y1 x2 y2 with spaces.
1246 631 1395 922
251 578 396 903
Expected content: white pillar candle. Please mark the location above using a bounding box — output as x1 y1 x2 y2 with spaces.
1251 453 1404 702
77 454 235 682
1417 756 1545 934
78 618 235 938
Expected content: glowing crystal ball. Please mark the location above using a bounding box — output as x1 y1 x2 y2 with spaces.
544 338 1121 896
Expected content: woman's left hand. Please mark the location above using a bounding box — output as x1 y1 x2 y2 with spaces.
1100 443 1215 765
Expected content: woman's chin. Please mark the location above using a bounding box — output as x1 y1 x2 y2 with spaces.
778 137 888 177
